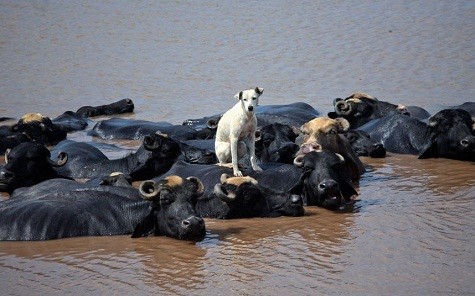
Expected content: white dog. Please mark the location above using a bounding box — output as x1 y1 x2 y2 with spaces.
215 87 264 177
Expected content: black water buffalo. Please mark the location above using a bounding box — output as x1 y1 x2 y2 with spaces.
154 161 304 219
328 92 430 128
76 98 135 117
51 134 216 180
299 117 366 180
251 151 358 210
183 123 300 165
452 102 475 117
0 142 71 194
89 118 210 141
255 102 320 127
0 126 30 154
8 113 67 146
343 129 386 158
85 172 134 187
359 109 475 161
0 175 206 241
51 111 92 133
255 123 300 163
183 102 320 130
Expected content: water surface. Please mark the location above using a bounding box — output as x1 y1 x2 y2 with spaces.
0 1 474 295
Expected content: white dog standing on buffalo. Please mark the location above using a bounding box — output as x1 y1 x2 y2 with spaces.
215 87 264 177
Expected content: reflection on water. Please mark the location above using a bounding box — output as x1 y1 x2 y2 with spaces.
1 0 474 295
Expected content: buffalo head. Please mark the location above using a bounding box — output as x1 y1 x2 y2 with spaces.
420 109 475 161
292 150 358 210
132 175 206 241
213 173 304 218
0 142 69 194
255 123 300 163
300 117 365 180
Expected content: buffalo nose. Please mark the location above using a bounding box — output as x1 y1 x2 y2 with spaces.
318 179 339 192
0 171 13 181
460 136 475 148
370 143 386 158
181 216 204 229
248 106 254 111
290 194 303 206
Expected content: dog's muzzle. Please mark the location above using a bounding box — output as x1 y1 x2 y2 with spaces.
248 106 254 111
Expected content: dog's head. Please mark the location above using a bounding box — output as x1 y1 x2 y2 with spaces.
235 87 264 113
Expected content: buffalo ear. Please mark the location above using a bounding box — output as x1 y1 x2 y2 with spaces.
327 112 338 119
143 135 160 150
11 124 19 132
131 210 157 238
418 140 438 159
334 118 351 132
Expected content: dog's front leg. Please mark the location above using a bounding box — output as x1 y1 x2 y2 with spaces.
248 132 262 172
230 136 243 177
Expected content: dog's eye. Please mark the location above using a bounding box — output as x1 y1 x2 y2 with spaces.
252 97 257 100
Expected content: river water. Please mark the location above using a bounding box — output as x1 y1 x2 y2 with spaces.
0 1 474 295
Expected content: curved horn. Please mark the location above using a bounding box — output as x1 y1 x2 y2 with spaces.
335 153 346 164
293 155 304 167
139 180 161 200
335 100 353 115
187 176 205 197
206 118 219 129
213 183 236 203
4 149 10 164
48 152 68 167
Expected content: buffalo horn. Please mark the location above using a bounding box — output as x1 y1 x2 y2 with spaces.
139 180 161 200
4 149 10 164
48 152 68 167
335 100 352 115
213 183 236 203
187 176 205 197
293 155 304 167
206 118 219 129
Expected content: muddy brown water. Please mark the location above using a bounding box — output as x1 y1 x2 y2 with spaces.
1 1 474 295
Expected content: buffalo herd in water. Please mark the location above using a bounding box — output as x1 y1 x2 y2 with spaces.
0 93 473 241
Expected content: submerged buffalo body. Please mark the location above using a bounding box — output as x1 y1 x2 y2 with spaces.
52 134 216 180
89 118 203 141
76 98 135 117
328 92 430 128
0 176 206 241
155 161 304 219
359 109 475 161
252 151 358 210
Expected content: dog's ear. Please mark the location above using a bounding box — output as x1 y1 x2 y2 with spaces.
234 91 243 100
255 87 264 95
